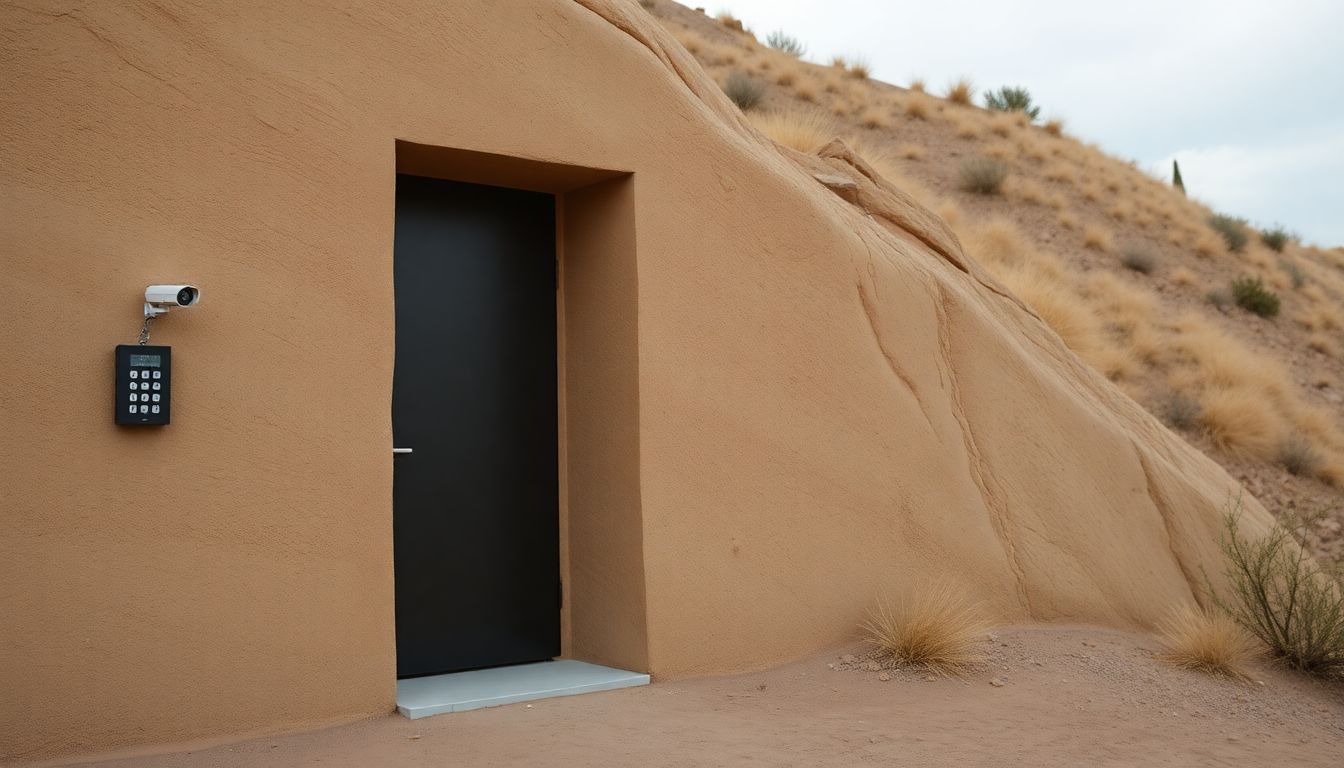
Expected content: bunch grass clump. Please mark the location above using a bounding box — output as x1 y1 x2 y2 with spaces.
945 78 974 105
1157 605 1258 678
1212 505 1344 679
1208 213 1249 253
861 582 989 674
1161 391 1201 430
958 157 1008 194
723 70 765 111
1230 276 1280 318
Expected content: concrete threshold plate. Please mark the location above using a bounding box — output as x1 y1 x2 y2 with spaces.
396 660 650 719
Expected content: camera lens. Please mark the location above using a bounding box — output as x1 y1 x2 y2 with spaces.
176 287 195 305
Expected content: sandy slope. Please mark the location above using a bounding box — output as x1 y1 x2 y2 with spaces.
644 0 1344 562
63 625 1344 768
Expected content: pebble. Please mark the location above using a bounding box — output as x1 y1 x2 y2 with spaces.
877 672 891 682
989 677 1006 687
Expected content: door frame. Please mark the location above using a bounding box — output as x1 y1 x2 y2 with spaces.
393 141 650 675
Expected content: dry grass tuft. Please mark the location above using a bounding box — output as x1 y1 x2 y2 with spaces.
1043 118 1064 136
747 109 834 154
1043 162 1074 184
846 57 871 79
1157 606 1258 678
1170 267 1198 286
1308 333 1338 358
945 78 974 105
908 78 926 93
988 113 1015 137
951 115 980 140
861 582 989 674
1082 224 1113 252
858 108 887 129
904 95 931 120
1057 210 1078 230
1199 387 1282 459
898 143 925 161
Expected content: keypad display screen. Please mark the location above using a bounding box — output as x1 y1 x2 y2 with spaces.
129 353 162 367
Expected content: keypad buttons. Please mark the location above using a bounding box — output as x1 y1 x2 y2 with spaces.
128 405 137 414
151 394 160 402
152 382 161 391
151 405 160 414
128 394 137 402
141 394 150 402
139 405 148 414
129 382 138 391
129 371 138 379
152 370 161 379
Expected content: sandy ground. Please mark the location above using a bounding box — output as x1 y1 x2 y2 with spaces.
60 625 1343 768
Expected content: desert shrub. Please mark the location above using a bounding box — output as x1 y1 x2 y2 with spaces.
945 78 974 105
908 78 926 93
1208 213 1250 253
1172 159 1185 195
958 157 1008 194
1278 435 1323 476
1157 606 1258 678
846 56 870 79
861 582 988 674
1161 391 1201 429
764 30 805 57
723 70 765 110
1261 225 1293 253
1206 287 1232 310
983 85 1040 120
905 96 930 119
1120 244 1157 274
1043 118 1064 136
1213 505 1344 679
1230 276 1280 318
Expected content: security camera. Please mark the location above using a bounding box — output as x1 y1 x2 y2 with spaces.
144 284 200 317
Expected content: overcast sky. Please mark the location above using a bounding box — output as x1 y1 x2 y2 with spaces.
718 0 1344 247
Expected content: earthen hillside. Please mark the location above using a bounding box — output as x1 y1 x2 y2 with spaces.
645 0 1344 560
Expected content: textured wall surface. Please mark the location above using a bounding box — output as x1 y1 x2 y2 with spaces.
0 0 1268 761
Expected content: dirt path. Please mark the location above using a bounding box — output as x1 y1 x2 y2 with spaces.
62 626 1343 767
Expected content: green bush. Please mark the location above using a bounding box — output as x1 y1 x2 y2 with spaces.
1172 159 1185 195
958 157 1008 195
1261 225 1294 253
1205 288 1232 311
983 86 1040 121
1230 276 1280 318
765 30 805 57
1213 504 1344 679
1208 213 1249 253
723 71 765 111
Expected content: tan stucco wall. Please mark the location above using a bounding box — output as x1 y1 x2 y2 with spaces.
1 0 1269 761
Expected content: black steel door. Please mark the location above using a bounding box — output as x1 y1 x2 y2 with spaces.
392 174 559 678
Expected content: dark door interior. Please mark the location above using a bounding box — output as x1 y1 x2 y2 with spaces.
392 173 560 678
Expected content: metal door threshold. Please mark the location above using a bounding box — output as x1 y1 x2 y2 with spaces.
395 660 649 719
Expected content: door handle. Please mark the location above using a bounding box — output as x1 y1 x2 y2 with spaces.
393 448 414 455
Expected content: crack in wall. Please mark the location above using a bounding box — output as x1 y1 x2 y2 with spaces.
1133 443 1206 610
930 283 1035 617
856 283 937 438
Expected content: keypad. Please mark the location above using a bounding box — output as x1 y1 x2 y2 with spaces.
122 365 166 419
